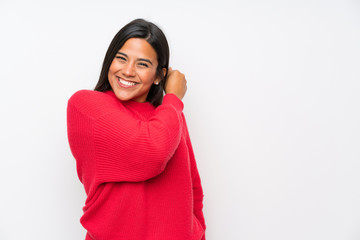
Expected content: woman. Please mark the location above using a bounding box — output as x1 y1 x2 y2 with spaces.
67 19 206 240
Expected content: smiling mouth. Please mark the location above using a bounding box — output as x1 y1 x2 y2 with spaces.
117 77 139 86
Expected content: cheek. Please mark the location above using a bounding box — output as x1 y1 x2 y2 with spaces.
142 70 157 83
108 61 117 75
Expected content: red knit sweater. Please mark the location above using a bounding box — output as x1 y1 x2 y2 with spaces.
67 90 206 240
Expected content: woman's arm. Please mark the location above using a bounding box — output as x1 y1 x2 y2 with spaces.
93 93 184 182
67 90 184 185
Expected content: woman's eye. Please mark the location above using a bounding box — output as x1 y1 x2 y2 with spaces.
138 62 149 68
116 56 126 61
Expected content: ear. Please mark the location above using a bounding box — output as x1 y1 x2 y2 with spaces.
162 67 167 78
154 68 167 85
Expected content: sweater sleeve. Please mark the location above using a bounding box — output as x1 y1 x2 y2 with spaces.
94 94 183 183
183 118 206 239
67 91 184 185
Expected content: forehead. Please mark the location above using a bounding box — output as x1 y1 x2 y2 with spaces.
119 38 158 61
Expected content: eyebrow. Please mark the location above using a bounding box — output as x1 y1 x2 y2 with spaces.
117 51 153 66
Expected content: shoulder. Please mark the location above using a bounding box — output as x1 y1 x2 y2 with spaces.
67 90 122 118
68 89 110 103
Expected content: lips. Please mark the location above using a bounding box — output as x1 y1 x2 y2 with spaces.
117 77 139 87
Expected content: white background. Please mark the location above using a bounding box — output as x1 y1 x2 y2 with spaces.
1 0 359 239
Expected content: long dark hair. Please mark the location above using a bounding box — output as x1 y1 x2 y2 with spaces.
94 19 170 107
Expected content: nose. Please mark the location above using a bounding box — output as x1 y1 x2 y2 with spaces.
122 62 136 77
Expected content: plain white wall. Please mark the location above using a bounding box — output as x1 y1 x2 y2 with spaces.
1 0 359 239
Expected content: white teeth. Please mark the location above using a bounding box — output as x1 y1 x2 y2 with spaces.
119 78 136 86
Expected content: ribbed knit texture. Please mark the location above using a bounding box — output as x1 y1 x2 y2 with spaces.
67 90 206 240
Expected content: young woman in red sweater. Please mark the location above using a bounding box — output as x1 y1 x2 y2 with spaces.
67 19 206 240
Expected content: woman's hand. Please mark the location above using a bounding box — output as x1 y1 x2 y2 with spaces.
164 68 187 100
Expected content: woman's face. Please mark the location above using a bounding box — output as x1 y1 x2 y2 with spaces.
108 38 160 103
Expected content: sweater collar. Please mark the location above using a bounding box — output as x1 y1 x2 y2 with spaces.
104 90 156 113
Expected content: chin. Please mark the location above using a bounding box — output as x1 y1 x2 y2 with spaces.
114 91 132 101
